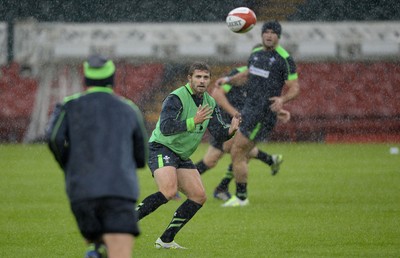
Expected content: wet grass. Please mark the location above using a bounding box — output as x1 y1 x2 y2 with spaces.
0 143 399 257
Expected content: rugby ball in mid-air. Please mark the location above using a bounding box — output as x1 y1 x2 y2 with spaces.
226 7 257 33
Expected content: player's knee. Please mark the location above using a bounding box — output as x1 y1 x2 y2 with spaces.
197 191 207 205
205 160 217 169
188 189 207 205
160 188 179 200
203 155 220 168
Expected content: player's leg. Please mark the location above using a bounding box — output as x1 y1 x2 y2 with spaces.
136 144 180 220
102 233 133 258
212 138 235 200
231 130 254 191
101 198 140 257
248 146 272 163
222 130 254 207
84 242 107 258
136 166 176 220
70 200 107 257
213 163 233 200
248 147 283 175
196 139 225 175
156 167 205 248
177 168 207 204
154 166 180 199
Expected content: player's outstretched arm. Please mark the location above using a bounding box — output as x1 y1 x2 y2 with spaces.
211 87 240 118
215 70 249 87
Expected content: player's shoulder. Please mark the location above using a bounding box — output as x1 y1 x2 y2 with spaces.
110 95 141 117
275 45 292 59
63 92 83 104
250 48 279 61
119 96 135 107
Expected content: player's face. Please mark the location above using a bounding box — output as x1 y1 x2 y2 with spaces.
262 29 279 50
188 70 211 95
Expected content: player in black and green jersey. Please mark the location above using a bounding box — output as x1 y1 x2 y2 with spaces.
136 62 239 249
195 45 291 201
215 21 300 207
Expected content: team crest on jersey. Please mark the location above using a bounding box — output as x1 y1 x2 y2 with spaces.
269 57 276 66
163 155 171 164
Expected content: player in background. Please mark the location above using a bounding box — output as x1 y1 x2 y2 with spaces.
46 55 148 258
195 45 290 201
136 62 239 249
215 21 300 207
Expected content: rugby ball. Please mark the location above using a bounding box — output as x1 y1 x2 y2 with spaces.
226 7 257 33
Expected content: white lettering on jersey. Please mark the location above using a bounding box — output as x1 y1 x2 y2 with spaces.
249 65 270 79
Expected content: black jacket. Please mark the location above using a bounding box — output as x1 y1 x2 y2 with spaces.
46 87 148 203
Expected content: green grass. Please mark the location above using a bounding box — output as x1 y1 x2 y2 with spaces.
1 143 399 257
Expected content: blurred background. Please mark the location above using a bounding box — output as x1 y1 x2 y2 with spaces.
0 0 399 143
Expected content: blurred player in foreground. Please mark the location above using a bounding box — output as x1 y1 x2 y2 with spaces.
47 55 148 258
215 21 300 207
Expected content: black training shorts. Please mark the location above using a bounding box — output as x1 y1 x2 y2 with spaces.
71 197 140 241
209 136 224 151
148 142 196 174
239 107 277 142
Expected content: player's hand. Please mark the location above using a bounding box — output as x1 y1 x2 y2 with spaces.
229 116 240 135
277 109 291 123
269 96 284 112
194 104 213 124
233 111 242 123
215 77 228 87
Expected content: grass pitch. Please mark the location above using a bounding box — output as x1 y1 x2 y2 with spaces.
0 143 399 257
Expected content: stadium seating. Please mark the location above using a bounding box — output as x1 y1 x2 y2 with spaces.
0 62 165 142
0 63 38 142
273 62 400 142
1 61 399 143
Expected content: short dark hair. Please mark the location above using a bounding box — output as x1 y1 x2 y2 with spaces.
188 62 211 77
261 21 282 38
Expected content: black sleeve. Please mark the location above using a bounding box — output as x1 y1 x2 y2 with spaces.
132 109 148 168
45 103 62 141
286 56 297 79
247 52 256 67
46 103 69 169
207 105 231 142
159 94 188 135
